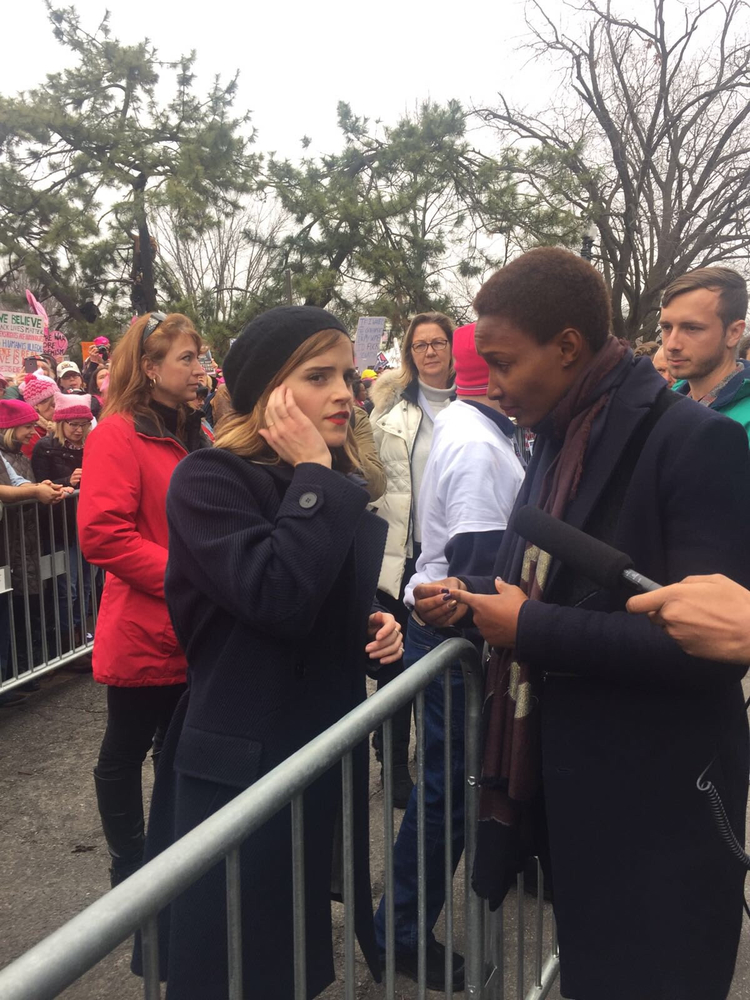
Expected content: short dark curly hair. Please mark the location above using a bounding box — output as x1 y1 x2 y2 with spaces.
473 247 612 351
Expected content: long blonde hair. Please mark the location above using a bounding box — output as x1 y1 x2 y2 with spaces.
391 311 455 393
102 313 201 432
215 329 360 473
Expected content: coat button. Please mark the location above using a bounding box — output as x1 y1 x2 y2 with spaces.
299 492 318 509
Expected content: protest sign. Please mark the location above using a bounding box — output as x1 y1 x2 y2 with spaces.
354 317 387 369
0 311 44 375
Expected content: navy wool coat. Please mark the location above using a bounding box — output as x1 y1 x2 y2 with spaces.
468 359 750 1000
137 452 387 1000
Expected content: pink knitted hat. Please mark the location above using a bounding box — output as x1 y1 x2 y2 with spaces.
20 371 58 408
452 322 489 397
0 399 38 428
52 392 93 423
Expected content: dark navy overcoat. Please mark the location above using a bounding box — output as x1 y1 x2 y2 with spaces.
470 359 750 1000
136 452 387 1000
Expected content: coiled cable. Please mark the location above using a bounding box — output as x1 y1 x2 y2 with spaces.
696 692 750 921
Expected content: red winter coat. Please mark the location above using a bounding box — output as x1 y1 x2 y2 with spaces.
77 410 207 687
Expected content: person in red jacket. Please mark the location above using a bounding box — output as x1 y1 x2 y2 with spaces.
77 311 208 887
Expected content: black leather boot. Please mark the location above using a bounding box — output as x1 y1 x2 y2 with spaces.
93 769 145 888
391 763 415 810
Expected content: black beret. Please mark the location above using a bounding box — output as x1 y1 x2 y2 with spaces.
224 306 349 414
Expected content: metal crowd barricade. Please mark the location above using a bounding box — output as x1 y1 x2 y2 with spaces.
484 866 560 1000
0 490 96 690
0 637 560 1000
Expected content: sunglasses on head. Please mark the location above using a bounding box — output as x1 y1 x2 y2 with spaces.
142 312 167 345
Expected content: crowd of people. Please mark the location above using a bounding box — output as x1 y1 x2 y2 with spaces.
0 335 230 705
0 345 106 704
1 252 750 1000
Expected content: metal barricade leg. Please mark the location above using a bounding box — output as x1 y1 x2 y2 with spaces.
75 539 86 644
383 716 396 1000
443 666 454 1000
47 508 62 661
226 848 243 1000
61 512 74 650
516 872 525 1000
491 902 504 1000
535 859 543 989
33 503 48 667
291 794 307 1000
2 515 19 684
341 752 356 1000
462 646 485 999
416 688 427 1000
17 506 34 674
140 915 161 1000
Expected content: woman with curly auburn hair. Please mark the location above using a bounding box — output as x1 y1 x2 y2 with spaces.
77 311 209 888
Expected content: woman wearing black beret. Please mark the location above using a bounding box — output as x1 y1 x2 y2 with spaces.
136 306 402 998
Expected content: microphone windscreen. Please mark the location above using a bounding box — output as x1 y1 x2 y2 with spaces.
513 506 634 590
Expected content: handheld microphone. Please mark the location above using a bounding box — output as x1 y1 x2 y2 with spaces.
513 506 662 594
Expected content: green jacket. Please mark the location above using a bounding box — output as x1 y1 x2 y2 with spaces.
673 360 750 441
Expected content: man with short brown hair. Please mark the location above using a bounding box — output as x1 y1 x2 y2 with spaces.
660 266 750 438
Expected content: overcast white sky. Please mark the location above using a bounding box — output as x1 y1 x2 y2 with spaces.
0 0 563 160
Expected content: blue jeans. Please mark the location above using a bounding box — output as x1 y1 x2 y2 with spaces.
374 616 466 953
57 544 96 632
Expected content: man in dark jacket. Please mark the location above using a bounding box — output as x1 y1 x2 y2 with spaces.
415 247 750 1000
660 266 750 439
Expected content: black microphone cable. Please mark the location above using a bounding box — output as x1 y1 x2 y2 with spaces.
695 693 750 922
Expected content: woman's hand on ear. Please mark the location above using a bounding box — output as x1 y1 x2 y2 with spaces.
259 386 332 468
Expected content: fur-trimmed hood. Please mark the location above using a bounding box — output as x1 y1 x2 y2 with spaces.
369 370 414 414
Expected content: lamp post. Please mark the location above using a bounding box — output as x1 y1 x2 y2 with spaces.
580 222 598 261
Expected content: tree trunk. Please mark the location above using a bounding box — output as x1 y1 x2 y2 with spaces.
131 177 157 314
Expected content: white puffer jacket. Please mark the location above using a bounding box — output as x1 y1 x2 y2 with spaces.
370 373 424 599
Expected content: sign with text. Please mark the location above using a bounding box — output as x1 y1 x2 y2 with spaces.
0 311 44 375
353 317 387 369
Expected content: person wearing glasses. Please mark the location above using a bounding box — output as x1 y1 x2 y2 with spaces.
77 312 209 888
370 312 455 806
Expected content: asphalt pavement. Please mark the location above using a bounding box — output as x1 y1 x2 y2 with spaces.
0 670 748 999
